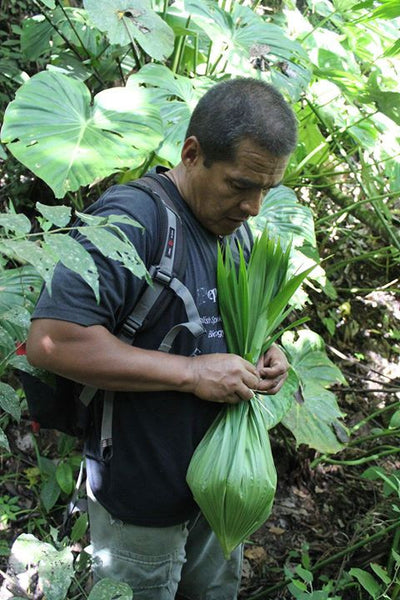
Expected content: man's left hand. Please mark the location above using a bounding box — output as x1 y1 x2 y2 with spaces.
255 345 289 395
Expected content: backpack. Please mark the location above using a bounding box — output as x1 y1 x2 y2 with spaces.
19 172 252 455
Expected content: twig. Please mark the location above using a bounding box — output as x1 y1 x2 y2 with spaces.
0 569 32 599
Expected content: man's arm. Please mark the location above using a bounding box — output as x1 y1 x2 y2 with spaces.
26 319 262 405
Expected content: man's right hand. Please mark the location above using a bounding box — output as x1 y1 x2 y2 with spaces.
27 320 258 404
186 353 259 404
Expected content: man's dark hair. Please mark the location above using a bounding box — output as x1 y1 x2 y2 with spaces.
185 77 297 166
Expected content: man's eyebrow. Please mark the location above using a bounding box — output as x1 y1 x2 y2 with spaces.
231 177 283 189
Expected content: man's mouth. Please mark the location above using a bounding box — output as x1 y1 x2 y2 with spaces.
227 216 247 224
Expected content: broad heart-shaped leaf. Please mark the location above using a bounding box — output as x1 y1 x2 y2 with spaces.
21 15 54 60
1 71 163 198
128 65 213 165
182 0 310 99
21 8 104 70
260 367 298 430
229 2 310 99
83 0 174 61
282 386 345 453
282 330 346 387
9 534 74 600
252 186 316 248
280 329 347 453
53 7 109 57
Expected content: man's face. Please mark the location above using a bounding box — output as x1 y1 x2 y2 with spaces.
183 138 289 236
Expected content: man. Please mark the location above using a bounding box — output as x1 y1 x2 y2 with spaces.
27 77 297 599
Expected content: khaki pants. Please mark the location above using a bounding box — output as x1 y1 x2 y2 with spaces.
87 489 242 600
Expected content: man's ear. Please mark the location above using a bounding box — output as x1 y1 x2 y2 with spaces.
181 136 203 167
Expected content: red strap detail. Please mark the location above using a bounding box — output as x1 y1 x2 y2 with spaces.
16 342 27 356
31 421 41 434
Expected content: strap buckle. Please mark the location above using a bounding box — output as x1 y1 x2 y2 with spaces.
149 265 173 286
121 315 142 338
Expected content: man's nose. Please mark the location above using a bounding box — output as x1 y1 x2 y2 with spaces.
239 191 263 217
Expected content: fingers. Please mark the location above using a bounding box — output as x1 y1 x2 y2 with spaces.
255 370 288 395
189 354 259 404
224 385 255 405
255 345 289 395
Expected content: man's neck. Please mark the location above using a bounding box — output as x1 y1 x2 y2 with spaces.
165 163 187 201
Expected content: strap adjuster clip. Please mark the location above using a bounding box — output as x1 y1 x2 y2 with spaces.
150 265 173 286
121 316 142 338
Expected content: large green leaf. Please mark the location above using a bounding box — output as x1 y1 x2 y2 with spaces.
44 234 99 301
260 368 298 430
53 7 108 56
21 8 106 63
83 0 174 61
129 64 212 165
229 2 310 99
47 52 93 82
283 330 346 387
252 185 316 248
8 534 74 600
304 29 364 96
182 0 310 99
1 71 163 198
20 15 54 60
280 329 347 453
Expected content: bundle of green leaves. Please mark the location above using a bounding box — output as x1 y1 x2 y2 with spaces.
187 230 315 558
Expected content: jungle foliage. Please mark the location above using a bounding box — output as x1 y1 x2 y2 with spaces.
0 0 400 598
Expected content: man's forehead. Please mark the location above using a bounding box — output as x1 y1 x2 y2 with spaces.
230 175 283 189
